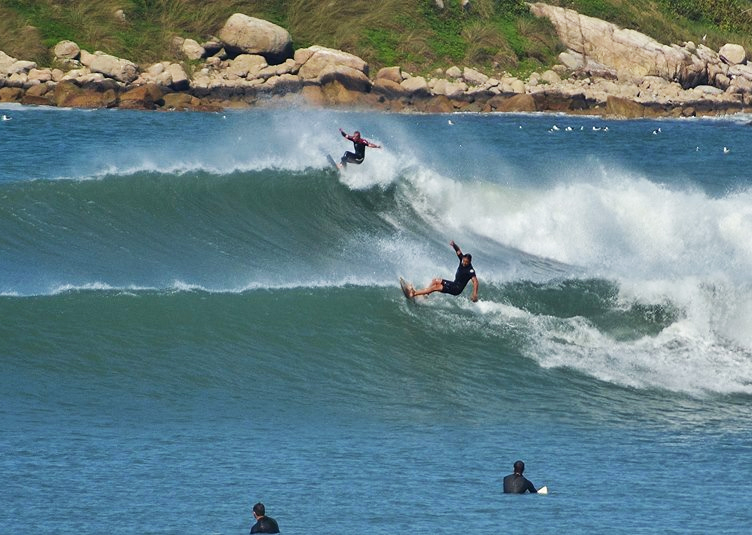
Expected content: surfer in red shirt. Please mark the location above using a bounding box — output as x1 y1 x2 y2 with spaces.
338 128 381 168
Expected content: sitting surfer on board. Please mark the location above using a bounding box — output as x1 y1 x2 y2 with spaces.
249 502 280 534
503 460 539 494
409 240 479 302
338 128 381 168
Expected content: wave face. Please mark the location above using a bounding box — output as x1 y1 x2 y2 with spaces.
2 107 752 534
2 108 752 399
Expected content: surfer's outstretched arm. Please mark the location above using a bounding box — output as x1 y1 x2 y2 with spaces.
450 240 463 258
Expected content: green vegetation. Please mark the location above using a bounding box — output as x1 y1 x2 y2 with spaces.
0 0 751 76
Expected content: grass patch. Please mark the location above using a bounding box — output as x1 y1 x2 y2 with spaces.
363 28 401 66
0 0 750 75
0 6 48 63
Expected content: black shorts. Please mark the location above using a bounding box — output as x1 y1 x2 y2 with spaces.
341 151 364 165
440 279 463 296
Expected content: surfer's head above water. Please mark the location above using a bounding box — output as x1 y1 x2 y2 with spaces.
462 253 472 265
514 460 525 474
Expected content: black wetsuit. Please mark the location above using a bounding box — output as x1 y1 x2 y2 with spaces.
341 137 369 166
440 258 476 295
503 473 537 494
251 516 280 534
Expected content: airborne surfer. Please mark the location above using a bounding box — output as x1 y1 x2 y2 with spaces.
338 128 381 168
409 240 479 302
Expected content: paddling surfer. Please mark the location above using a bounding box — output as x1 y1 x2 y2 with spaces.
410 240 479 302
338 128 381 168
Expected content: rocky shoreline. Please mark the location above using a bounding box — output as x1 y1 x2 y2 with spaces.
1 3 751 118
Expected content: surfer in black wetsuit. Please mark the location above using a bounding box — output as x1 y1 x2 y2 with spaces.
503 460 538 494
250 503 280 534
338 128 381 168
410 240 479 302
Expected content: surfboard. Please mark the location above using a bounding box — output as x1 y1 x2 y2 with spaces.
399 277 414 301
326 154 339 170
537 486 548 495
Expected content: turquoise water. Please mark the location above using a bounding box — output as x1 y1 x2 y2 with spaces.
1 105 751 534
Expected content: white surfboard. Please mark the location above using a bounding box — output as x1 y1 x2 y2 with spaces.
399 277 414 301
326 154 339 171
537 486 548 495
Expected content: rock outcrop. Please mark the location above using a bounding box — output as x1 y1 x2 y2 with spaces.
88 52 138 83
1 6 751 116
53 40 80 60
295 46 371 92
719 43 747 65
528 3 695 84
218 13 293 63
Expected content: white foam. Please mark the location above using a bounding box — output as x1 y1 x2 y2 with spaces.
389 162 752 394
49 282 154 294
526 311 752 396
399 165 752 281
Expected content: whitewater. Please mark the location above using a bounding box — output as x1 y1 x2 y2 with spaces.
1 105 751 534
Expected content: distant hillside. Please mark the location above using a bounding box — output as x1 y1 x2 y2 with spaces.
1 0 751 76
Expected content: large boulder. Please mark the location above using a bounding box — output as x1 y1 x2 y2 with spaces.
0 51 17 72
119 84 164 110
22 83 53 105
295 46 369 80
28 68 52 83
485 93 536 112
162 92 195 110
321 80 367 106
318 65 371 92
463 67 488 86
89 53 138 83
541 70 561 84
372 78 408 99
218 13 292 63
529 3 695 86
605 95 646 118
54 40 80 60
0 87 24 102
415 95 454 113
301 85 327 107
166 63 189 90
719 43 746 65
430 78 467 98
400 75 430 97
53 81 117 108
446 66 462 79
254 58 297 80
227 54 268 78
376 66 403 84
0 51 37 76
260 73 302 95
181 38 205 60
6 60 37 75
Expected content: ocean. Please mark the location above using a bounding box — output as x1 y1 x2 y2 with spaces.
1 104 751 534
